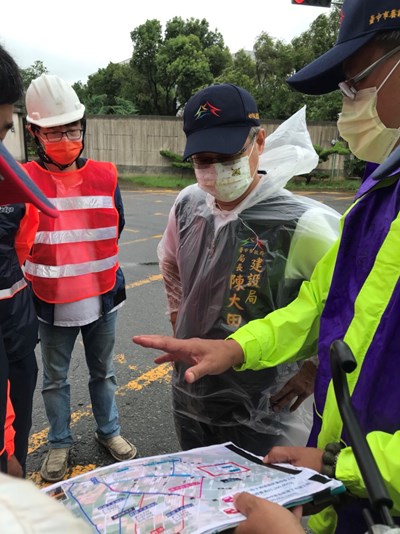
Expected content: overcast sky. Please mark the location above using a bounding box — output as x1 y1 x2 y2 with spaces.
2 0 330 85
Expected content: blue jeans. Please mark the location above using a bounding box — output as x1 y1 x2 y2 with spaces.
39 311 120 448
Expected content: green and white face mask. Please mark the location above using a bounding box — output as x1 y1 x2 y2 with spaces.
194 140 257 202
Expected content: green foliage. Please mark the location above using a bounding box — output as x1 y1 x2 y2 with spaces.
76 93 137 115
127 17 231 116
120 175 196 189
160 149 193 169
20 60 48 90
344 155 366 179
73 63 137 116
119 174 359 192
24 7 343 121
248 7 341 120
304 92 342 121
300 141 350 184
313 141 350 163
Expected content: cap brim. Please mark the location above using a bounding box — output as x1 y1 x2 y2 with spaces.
287 33 375 95
183 125 252 160
0 143 58 217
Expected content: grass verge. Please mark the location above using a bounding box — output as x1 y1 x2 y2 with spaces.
119 174 361 192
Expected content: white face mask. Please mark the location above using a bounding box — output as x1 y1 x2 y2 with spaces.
194 142 257 202
337 59 400 164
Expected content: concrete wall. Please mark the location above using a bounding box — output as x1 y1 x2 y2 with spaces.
8 113 344 176
83 115 344 176
84 116 186 175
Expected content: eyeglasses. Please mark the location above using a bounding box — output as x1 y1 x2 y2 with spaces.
339 44 400 99
191 132 258 167
39 129 83 142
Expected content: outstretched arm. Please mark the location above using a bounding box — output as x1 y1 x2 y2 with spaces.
132 336 244 383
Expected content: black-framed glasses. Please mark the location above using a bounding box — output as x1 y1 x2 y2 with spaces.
40 129 83 142
191 131 258 167
339 44 400 99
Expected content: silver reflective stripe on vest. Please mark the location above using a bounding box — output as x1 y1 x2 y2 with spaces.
24 254 118 278
34 227 117 245
47 196 114 211
0 277 27 299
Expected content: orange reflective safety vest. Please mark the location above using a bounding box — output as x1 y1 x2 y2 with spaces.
24 160 120 304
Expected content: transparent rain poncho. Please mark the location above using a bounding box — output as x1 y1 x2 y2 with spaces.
158 106 342 447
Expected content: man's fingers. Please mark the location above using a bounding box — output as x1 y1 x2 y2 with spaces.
289 394 307 412
271 391 298 412
132 334 169 349
270 386 290 403
264 446 293 464
233 492 255 516
154 354 174 364
184 360 211 383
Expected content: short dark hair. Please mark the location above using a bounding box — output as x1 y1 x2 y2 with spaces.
373 30 400 52
0 44 23 105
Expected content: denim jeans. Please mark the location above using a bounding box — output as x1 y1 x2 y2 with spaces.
39 311 120 448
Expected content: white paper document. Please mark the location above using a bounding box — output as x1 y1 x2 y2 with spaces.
43 442 345 533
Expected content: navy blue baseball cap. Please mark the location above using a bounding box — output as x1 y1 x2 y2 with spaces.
288 0 400 95
182 83 260 160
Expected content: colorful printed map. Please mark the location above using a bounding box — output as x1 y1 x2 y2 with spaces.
44 442 344 534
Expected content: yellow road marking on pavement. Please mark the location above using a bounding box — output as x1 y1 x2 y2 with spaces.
28 363 171 454
117 363 172 394
28 464 98 488
123 228 140 233
119 234 163 246
335 195 355 200
116 353 126 364
125 274 162 290
68 464 98 479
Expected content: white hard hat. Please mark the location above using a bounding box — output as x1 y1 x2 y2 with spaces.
26 74 85 127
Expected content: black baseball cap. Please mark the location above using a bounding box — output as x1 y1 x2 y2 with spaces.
288 0 400 95
0 142 58 217
183 83 260 160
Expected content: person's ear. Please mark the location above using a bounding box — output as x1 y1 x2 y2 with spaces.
256 128 266 155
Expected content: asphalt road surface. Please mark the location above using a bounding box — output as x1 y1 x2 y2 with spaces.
26 188 355 487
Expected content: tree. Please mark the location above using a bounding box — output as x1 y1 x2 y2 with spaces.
156 34 214 115
71 9 342 120
130 17 231 115
73 62 137 115
290 6 340 72
20 60 48 90
79 94 137 115
217 50 257 94
242 6 341 121
130 19 163 114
